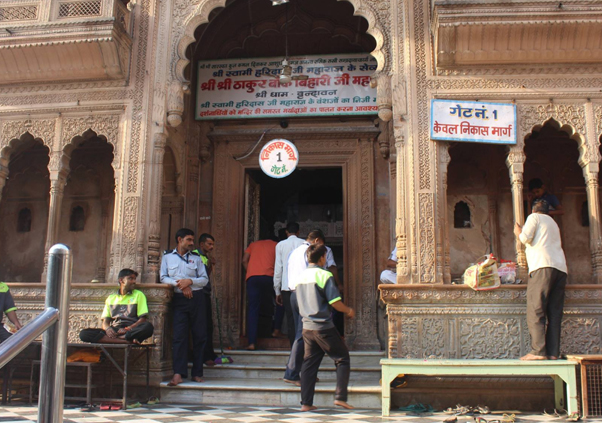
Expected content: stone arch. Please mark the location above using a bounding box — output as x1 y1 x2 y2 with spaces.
517 104 591 168
1 131 51 169
58 132 116 283
62 128 118 176
0 133 50 282
60 115 121 173
173 0 387 84
167 0 391 125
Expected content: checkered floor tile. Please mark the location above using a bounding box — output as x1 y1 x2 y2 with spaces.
0 405 601 423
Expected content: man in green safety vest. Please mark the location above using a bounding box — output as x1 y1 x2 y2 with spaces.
193 233 218 366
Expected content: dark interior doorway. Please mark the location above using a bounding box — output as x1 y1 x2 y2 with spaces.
243 167 344 349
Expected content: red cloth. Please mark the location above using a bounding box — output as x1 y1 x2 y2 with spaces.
245 240 277 280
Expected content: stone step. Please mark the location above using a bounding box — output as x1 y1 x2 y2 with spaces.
203 363 381 381
160 377 382 409
213 350 385 366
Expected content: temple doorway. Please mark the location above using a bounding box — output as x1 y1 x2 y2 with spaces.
242 167 344 349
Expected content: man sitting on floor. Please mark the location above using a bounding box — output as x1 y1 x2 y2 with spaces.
80 269 154 344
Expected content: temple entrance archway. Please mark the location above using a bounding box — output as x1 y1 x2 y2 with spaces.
0 136 50 282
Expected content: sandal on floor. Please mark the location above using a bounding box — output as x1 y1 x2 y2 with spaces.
110 402 123 411
566 412 581 422
501 413 516 423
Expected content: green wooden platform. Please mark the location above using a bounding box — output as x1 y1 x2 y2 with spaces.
380 359 578 417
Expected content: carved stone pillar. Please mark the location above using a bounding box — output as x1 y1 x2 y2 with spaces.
393 126 410 283
439 142 452 283
43 153 70 280
0 164 9 205
506 147 528 281
584 167 602 283
144 132 167 283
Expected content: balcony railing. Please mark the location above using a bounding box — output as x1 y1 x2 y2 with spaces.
0 0 132 84
0 0 131 33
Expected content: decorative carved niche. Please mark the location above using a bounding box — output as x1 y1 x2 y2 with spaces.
69 205 86 232
453 201 471 229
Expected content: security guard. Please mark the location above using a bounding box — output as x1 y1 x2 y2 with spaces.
160 228 209 386
193 233 218 366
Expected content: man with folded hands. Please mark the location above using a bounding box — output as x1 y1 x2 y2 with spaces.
79 268 154 345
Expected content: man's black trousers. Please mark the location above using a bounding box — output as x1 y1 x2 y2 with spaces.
300 327 350 406
173 290 207 379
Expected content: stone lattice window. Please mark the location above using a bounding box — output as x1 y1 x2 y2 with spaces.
454 201 472 228
69 206 86 232
17 208 32 233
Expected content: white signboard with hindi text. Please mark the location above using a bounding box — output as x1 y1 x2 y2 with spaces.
259 139 299 179
196 54 377 120
430 100 517 144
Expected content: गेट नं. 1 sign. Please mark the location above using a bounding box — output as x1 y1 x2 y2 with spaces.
430 99 517 144
259 139 299 178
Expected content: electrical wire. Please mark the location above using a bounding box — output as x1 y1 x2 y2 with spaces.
233 127 276 161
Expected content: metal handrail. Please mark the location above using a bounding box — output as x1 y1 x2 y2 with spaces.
0 244 72 423
0 308 59 369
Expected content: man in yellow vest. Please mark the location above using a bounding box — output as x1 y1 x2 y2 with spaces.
193 233 218 366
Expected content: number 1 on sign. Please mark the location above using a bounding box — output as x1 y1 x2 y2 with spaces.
276 152 282 162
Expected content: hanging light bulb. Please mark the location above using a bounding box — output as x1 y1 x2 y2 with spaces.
272 0 289 5
279 59 292 84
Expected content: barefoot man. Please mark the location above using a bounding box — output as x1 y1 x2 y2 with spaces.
514 199 568 360
296 244 355 411
161 228 209 385
79 269 154 344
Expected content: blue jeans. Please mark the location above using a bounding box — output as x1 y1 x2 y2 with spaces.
246 275 274 345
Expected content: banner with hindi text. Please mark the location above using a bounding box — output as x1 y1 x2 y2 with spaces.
430 100 516 145
196 54 377 120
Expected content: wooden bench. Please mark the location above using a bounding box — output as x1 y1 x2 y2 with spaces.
380 358 578 417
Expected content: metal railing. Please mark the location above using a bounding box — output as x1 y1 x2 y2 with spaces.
0 244 72 423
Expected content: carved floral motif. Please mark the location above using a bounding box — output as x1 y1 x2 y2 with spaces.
459 318 521 359
1 119 56 148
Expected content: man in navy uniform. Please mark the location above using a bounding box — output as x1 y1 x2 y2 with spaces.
161 228 209 386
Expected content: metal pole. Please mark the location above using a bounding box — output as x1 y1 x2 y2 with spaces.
38 244 72 423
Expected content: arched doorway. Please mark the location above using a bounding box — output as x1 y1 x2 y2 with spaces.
0 135 50 282
171 0 387 350
524 120 590 283
57 133 115 283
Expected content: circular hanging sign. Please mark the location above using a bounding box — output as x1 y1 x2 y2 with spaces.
259 138 299 179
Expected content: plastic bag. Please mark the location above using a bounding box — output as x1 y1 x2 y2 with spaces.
463 254 501 291
498 261 517 284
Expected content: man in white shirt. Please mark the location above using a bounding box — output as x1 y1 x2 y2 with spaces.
380 246 398 284
514 199 568 361
274 222 305 346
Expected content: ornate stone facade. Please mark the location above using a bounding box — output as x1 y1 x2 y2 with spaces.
381 285 602 358
0 0 601 396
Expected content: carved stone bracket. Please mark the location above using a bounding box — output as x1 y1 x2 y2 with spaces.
167 81 185 128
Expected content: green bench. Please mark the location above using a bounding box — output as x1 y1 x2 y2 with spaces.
380 358 578 417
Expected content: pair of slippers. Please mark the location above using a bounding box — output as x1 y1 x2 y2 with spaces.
99 402 123 411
